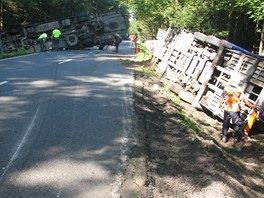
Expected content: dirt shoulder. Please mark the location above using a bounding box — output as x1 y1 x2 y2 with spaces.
125 60 264 198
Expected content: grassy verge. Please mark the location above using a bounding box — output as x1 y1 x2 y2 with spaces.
162 85 211 139
139 65 158 77
135 43 152 62
139 65 209 139
0 49 33 59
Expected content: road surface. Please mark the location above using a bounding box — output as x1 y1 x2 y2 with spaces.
0 42 138 197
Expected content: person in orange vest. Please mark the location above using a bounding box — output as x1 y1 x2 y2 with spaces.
129 33 136 47
218 79 257 143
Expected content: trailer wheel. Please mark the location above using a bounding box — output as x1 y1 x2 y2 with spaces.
178 90 195 104
66 34 78 47
108 22 119 30
76 12 89 23
77 16 89 23
99 43 106 50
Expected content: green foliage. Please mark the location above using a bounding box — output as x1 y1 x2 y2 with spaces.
172 0 211 32
121 0 263 52
139 65 158 77
0 49 33 59
236 0 264 22
135 43 153 62
162 85 209 139
1 0 129 29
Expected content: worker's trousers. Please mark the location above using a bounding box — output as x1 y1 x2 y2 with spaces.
222 111 243 138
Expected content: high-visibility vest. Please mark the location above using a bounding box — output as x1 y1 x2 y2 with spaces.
52 29 61 38
223 85 243 112
38 33 47 40
130 34 136 41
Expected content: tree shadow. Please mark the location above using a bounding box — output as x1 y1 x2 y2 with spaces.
0 50 136 197
132 69 264 197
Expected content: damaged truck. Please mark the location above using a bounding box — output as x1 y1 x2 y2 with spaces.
147 27 264 134
0 11 127 52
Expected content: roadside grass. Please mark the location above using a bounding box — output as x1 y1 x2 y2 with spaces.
0 49 33 59
162 85 211 139
138 64 209 140
139 65 158 77
133 39 219 141
135 43 152 62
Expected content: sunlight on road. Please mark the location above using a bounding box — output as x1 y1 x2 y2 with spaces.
8 147 115 196
30 80 57 88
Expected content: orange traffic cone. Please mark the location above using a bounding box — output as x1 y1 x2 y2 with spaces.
243 110 258 136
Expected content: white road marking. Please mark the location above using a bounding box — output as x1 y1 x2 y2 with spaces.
0 106 40 180
96 62 104 67
112 76 134 197
0 81 8 85
58 59 73 64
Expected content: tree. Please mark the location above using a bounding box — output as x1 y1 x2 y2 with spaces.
236 0 264 54
1 0 128 30
121 0 263 54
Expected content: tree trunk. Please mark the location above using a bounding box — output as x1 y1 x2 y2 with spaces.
259 21 264 55
0 0 2 31
228 12 257 52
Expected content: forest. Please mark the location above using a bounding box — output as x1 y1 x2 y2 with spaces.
0 0 263 54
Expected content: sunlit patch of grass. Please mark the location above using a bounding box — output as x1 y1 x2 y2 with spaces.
162 85 210 139
135 43 152 62
0 49 33 59
162 85 182 106
139 65 158 77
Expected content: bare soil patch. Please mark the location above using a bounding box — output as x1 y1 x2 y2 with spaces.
130 61 264 198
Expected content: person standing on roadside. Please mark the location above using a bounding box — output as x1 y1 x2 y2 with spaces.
217 78 257 143
37 32 47 52
113 33 122 52
52 28 61 51
129 33 136 48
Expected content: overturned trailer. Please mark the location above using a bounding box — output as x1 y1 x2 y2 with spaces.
148 27 264 133
0 11 127 52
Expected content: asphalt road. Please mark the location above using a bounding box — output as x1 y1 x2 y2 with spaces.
0 42 138 197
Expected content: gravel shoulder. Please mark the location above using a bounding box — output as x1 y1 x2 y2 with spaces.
122 60 264 198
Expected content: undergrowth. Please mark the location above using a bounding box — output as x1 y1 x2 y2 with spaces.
0 49 33 59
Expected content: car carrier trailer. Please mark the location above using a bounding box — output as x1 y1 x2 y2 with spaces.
147 27 264 133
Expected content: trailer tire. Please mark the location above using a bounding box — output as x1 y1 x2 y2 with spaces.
76 12 89 23
99 43 106 50
66 34 78 47
107 21 119 31
178 90 195 104
77 16 89 23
